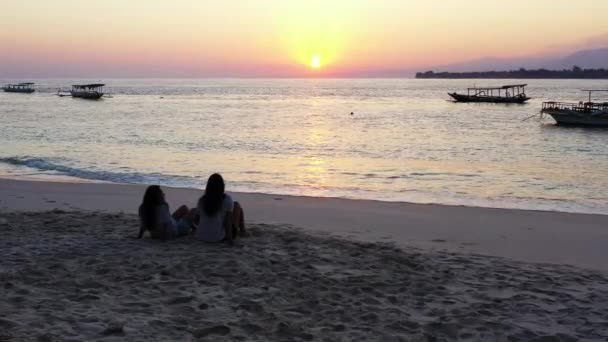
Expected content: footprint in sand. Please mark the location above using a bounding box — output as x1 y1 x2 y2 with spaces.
101 322 125 336
242 323 263 334
192 325 231 338
167 296 195 305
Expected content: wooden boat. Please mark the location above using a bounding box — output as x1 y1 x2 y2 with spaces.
449 84 530 103
70 84 105 99
541 90 608 126
2 82 35 93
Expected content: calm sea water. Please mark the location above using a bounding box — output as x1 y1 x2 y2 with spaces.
1 78 607 214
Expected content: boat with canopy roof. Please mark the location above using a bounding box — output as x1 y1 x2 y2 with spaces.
449 84 530 103
2 82 35 93
70 84 105 99
541 90 608 126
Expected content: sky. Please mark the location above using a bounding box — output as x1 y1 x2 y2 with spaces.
1 0 608 77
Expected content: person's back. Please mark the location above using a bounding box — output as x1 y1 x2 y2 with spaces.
196 193 233 242
137 185 195 240
195 173 247 243
139 203 176 239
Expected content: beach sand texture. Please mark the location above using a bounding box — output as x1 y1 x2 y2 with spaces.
1 210 607 341
3 179 608 271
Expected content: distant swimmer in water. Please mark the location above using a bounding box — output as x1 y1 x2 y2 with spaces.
350 112 354 115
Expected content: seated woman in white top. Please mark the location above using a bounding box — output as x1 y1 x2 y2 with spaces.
196 173 246 243
137 185 197 240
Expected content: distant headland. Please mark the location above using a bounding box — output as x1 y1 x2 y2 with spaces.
415 66 608 79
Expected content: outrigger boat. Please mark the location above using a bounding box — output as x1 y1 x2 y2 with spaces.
70 83 105 99
449 84 530 103
541 90 608 127
2 82 35 93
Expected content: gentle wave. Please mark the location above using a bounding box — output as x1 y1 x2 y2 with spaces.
0 157 198 187
1 156 606 216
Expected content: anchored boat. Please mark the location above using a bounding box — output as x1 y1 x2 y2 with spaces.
449 84 530 103
2 82 35 93
541 90 608 127
70 83 105 99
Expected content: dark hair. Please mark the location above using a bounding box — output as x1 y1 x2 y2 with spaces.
199 173 225 217
139 185 165 230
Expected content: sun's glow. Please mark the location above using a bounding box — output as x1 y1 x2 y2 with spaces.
311 54 321 68
279 4 351 73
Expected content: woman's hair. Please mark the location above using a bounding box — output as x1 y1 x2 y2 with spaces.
199 173 225 217
140 185 165 230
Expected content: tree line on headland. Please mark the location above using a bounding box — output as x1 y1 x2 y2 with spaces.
415 66 608 79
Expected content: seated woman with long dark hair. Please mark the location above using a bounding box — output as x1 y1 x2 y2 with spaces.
137 185 197 240
196 173 246 243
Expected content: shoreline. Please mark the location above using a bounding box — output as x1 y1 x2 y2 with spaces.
0 171 605 216
2 177 608 271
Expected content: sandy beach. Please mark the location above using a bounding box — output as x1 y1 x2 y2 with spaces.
2 178 608 270
1 179 608 341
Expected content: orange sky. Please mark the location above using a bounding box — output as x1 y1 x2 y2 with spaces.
1 0 607 77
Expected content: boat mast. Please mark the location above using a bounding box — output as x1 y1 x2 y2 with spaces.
582 89 608 103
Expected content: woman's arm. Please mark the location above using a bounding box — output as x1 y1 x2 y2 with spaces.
160 204 173 241
223 211 234 243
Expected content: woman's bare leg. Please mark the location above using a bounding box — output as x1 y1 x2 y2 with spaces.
188 208 200 223
188 208 200 231
233 201 248 236
172 206 198 236
172 205 189 220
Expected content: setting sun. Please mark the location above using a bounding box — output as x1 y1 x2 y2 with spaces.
311 54 321 69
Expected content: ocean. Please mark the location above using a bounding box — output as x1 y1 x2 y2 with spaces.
1 78 607 214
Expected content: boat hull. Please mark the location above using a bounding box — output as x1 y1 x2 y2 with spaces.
2 88 35 93
542 109 608 127
448 93 530 103
70 91 103 99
